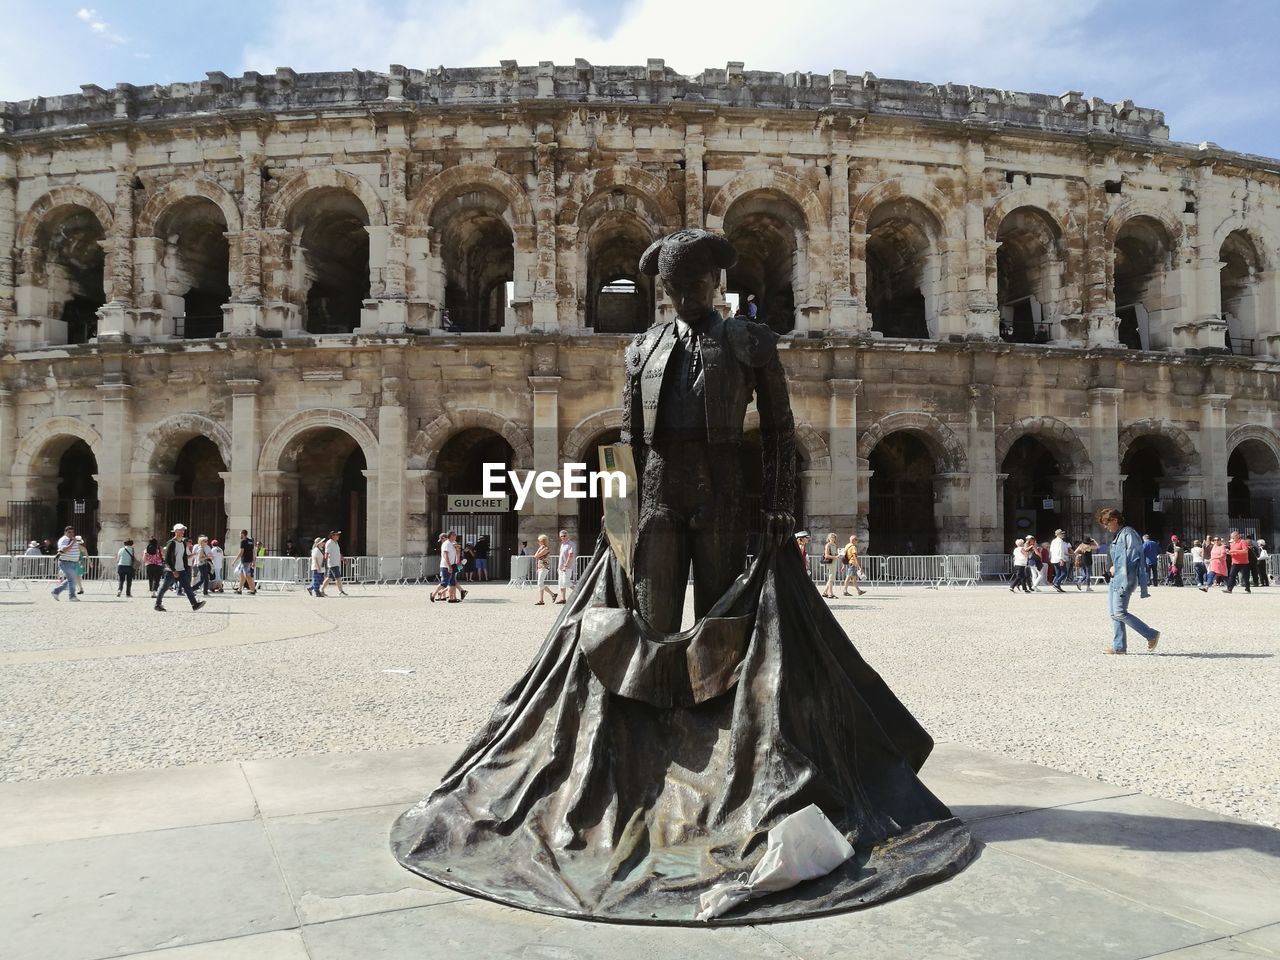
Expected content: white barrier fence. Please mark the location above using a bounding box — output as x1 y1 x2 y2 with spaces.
12 552 1270 591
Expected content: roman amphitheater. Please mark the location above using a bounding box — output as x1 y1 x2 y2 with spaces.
2 61 1279 571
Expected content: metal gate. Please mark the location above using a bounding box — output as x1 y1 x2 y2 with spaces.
1125 496 1207 544
7 499 55 553
252 494 293 556
155 496 227 544
440 511 517 580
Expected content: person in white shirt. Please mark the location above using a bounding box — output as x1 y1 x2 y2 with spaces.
115 539 137 598
556 530 576 604
320 530 349 597
1009 538 1030 593
24 541 42 556
51 525 81 601
209 540 225 592
1256 538 1271 587
439 531 467 602
308 537 327 597
1190 540 1206 587
1049 529 1070 593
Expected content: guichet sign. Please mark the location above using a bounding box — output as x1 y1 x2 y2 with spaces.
446 495 510 513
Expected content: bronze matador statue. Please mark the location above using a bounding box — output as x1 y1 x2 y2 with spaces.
624 229 797 632
391 230 975 926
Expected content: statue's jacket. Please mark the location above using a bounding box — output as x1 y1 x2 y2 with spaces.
621 312 797 513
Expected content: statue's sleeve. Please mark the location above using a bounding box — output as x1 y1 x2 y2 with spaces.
752 332 796 514
621 334 647 467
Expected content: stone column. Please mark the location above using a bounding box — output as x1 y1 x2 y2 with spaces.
1201 394 1232 534
828 146 856 331
0 387 14 549
1083 156 1119 346
530 142 559 330
96 379 134 545
827 378 861 531
961 139 999 339
684 127 705 229
360 142 410 334
528 375 562 530
0 154 15 347
967 382 999 552
935 473 972 554
376 376 407 557
849 229 872 333
227 130 265 334
1088 387 1124 513
97 143 137 341
226 379 261 539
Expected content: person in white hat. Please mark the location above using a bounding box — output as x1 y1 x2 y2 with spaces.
24 540 42 556
154 523 205 613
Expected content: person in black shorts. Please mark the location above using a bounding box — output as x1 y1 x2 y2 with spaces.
235 529 258 595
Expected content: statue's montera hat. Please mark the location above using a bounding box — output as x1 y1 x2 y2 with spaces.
639 229 737 279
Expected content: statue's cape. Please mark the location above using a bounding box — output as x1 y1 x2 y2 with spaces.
390 538 975 925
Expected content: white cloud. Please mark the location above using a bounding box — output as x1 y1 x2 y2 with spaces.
74 6 128 47
75 8 96 21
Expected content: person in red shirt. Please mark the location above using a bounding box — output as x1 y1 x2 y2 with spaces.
1226 530 1253 594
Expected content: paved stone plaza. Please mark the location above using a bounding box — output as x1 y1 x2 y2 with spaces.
1 581 1278 958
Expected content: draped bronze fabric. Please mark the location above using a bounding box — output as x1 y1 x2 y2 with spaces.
391 538 975 924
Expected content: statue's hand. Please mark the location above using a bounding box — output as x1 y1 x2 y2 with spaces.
762 511 795 548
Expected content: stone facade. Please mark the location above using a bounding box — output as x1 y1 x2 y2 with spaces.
2 62 1279 560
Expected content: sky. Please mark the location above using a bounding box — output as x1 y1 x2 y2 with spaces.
2 0 1278 160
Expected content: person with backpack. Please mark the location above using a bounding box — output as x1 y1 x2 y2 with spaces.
115 539 137 598
841 534 867 597
154 523 206 613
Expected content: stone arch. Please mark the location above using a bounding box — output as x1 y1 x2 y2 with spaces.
410 164 534 229
1226 423 1280 465
137 177 242 236
1209 218 1279 271
857 411 968 474
16 186 115 248
258 408 379 474
741 411 831 471
561 408 625 465
567 165 682 231
706 168 826 235
1117 419 1199 472
852 177 963 239
12 416 105 476
414 408 534 472
984 191 1078 242
264 168 387 231
132 414 234 475
995 416 1092 474
1104 200 1184 250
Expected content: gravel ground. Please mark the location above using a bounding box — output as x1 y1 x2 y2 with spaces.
0 579 1276 827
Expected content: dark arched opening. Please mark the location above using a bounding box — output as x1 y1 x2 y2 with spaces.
1001 436 1066 546
35 207 106 344
1228 439 1280 543
724 194 803 334
288 188 370 335
156 197 231 339
436 428 518 578
289 428 368 555
56 440 99 554
1114 217 1174 351
156 436 228 544
868 432 937 555
866 200 938 340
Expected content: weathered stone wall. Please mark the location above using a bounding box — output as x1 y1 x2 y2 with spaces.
2 63 1279 558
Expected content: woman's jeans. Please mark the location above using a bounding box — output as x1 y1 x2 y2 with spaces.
146 563 163 592
310 569 324 594
1109 583 1157 652
116 564 134 595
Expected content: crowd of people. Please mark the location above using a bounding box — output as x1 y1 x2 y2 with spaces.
43 522 267 610
1008 530 1101 593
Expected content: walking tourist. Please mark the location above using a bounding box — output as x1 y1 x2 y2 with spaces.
1166 536 1185 586
821 533 839 599
24 540 41 556
474 535 490 582
115 539 136 597
1141 534 1160 587
430 534 451 602
1009 538 1030 592
534 534 555 604
192 535 214 595
1225 530 1253 594
144 538 164 595
1257 539 1271 586
74 537 88 593
556 530 576 604
842 534 867 596
1191 539 1207 586
208 540 225 592
443 531 467 602
1026 536 1044 590
154 523 206 613
1049 529 1070 592
1098 507 1159 654
1072 537 1097 590
307 537 327 597
50 525 81 601
1202 536 1228 590
320 530 349 596
234 529 257 594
